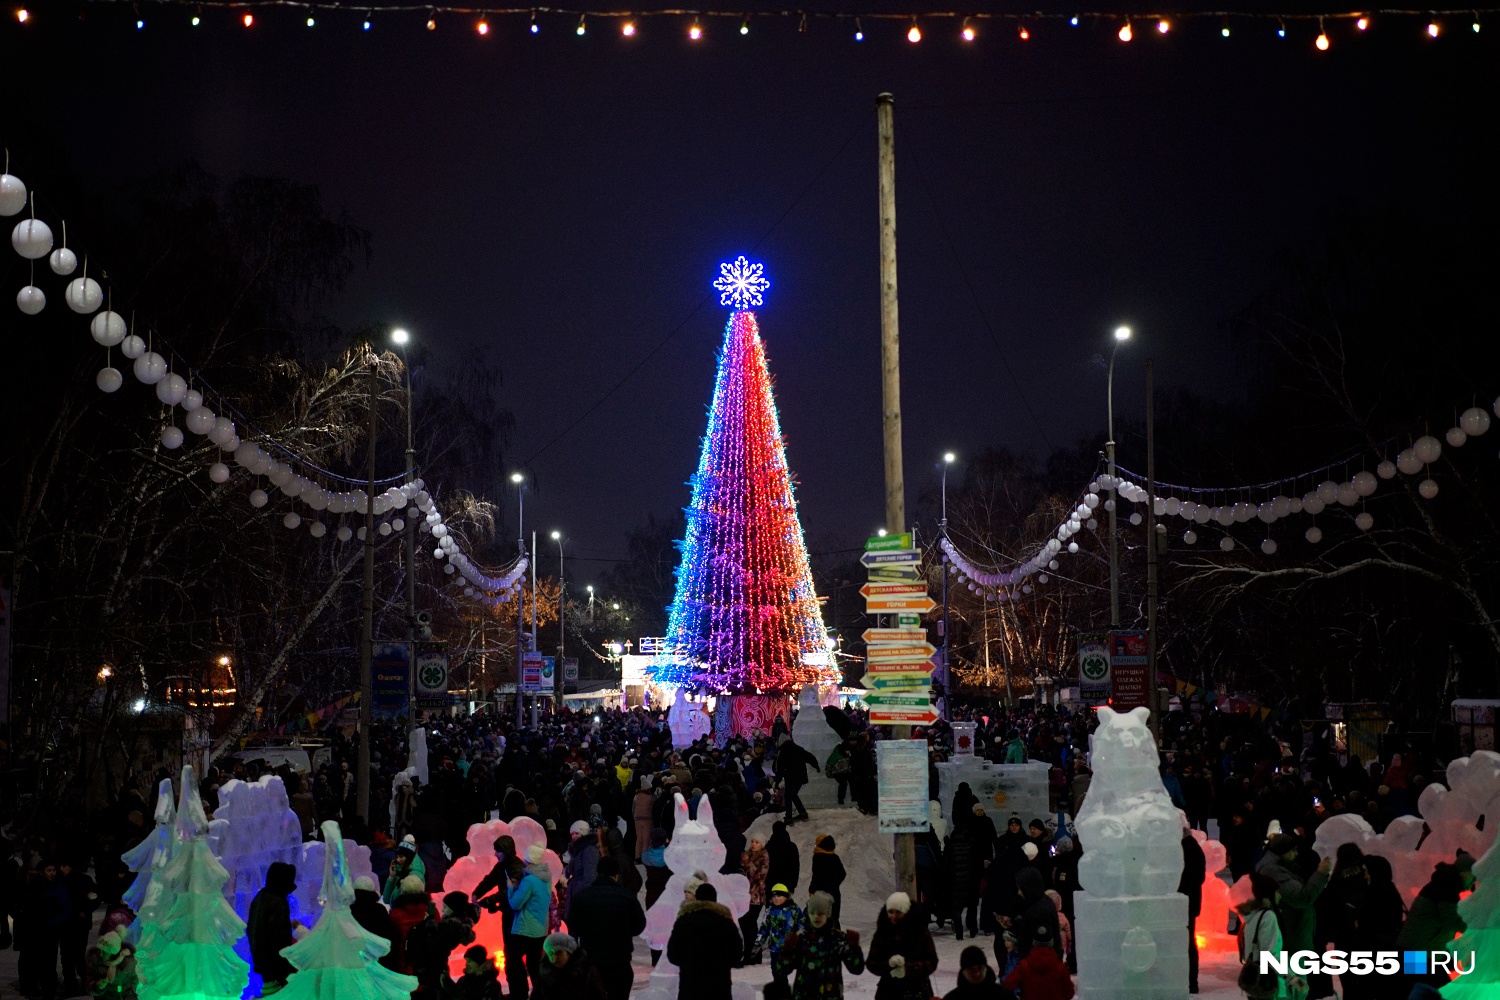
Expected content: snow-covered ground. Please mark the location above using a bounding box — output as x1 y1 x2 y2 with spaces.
629 806 1245 999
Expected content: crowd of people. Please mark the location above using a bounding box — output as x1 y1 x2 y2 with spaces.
0 696 1473 1000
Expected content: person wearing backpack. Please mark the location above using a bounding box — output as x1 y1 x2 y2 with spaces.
1237 872 1305 1000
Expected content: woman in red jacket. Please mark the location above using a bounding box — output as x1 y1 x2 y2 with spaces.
1001 927 1073 1000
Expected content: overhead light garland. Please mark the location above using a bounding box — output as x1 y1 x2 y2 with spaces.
2 156 527 607
19 2 1496 49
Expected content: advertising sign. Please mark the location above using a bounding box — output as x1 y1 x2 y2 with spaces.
953 721 977 756
877 739 932 833
521 652 554 694
372 642 410 721
1108 630 1151 712
1078 635 1111 706
414 641 449 703
562 657 579 694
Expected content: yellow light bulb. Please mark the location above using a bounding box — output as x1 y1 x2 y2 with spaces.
1157 18 1170 33
962 22 975 40
1427 21 1439 36
242 11 253 27
907 22 922 42
1356 16 1369 30
689 21 701 39
1019 25 1030 39
477 18 489 34
1118 21 1132 41
622 20 635 36
1315 31 1329 49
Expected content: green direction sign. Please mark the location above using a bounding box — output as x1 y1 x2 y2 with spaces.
863 691 935 707
860 673 934 691
869 564 924 582
865 533 913 552
897 613 922 628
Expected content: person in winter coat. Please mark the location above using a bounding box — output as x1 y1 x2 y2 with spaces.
767 821 802 895
634 786 655 859
1396 862 1466 991
866 892 938 1000
666 883 743 1000
349 874 400 970
985 817 1030 933
643 828 672 909
388 875 437 975
808 835 847 927
1043 891 1071 972
1008 868 1060 964
1254 834 1331 956
741 836 772 961
452 945 503 1000
780 891 864 1000
1236 872 1297 1000
59 856 100 996
507 856 554 999
566 856 646 1000
535 932 608 1000
826 740 854 806
1001 927 1073 1000
1342 855 1406 1000
382 837 427 904
246 861 299 992
404 892 477 995
1178 825 1206 994
949 804 996 939
563 821 600 917
760 883 807 987
774 734 822 822
943 945 1016 1000
84 930 137 1000
416 833 450 894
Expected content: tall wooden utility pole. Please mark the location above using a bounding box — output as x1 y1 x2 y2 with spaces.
1145 359 1160 739
356 352 378 823
876 92 917 902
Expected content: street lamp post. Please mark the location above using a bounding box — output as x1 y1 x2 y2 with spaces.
356 346 379 825
939 451 955 722
391 329 417 733
511 472 526 728
551 531 565 712
1107 325 1132 628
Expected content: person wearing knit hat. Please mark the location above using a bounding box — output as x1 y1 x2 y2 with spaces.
809 833 847 928
869 890 937 999
84 930 137 999
1021 841 1039 861
667 869 742 1000
564 820 600 917
779 891 864 999
350 872 399 970
946 945 1006 998
538 930 609 999
383 834 427 904
999 923 1071 998
1254 831 1331 967
568 851 646 1000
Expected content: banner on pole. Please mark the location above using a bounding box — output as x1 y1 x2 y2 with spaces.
372 642 411 722
1078 635 1111 706
877 739 932 833
415 641 449 704
1108 630 1150 712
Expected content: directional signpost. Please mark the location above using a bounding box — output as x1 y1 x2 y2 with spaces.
861 533 938 722
866 692 940 726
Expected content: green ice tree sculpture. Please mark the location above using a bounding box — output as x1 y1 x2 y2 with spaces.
136 765 251 1000
121 777 177 945
278 820 418 1000
1443 836 1498 999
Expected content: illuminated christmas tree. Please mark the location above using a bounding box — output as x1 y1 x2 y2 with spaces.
136 765 251 1000
277 820 418 1000
650 257 835 694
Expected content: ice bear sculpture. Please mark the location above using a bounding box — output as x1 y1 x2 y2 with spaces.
208 775 303 919
1073 706 1189 1000
642 793 750 950
443 820 515 979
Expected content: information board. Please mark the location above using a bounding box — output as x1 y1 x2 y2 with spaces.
876 739 932 834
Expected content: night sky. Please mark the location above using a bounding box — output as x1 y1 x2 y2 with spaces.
5 6 1495 580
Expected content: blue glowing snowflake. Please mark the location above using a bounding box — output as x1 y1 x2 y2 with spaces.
713 256 770 310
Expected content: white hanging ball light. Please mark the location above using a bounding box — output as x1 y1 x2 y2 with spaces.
1413 434 1442 464
1183 530 1197 545
305 490 330 511
119 334 146 360
1084 493 1100 508
1129 512 1143 526
1418 478 1439 499
132 352 166 385
1214 507 1234 526
1219 537 1235 552
392 518 405 532
1165 497 1182 515
337 525 353 542
1038 574 1049 584
1236 502 1256 523
210 416 236 444
185 407 215 435
357 526 368 541
1086 518 1098 530
1396 449 1423 475
1103 499 1115 512
0 174 27 216
16 283 47 314
1048 559 1059 570
1194 506 1211 524
11 218 53 259
1461 407 1491 437
155 372 187 405
249 489 269 508
1352 471 1377 497
1272 496 1292 518
1022 584 1033 595
1067 541 1079 553
1305 525 1323 544
444 563 456 575
1156 522 1167 534
1257 503 1275 523
1355 511 1374 531
64 276 103 314
1153 497 1167 515
378 522 392 536
49 246 76 275
1376 460 1396 480
309 521 327 538
160 425 184 450
1335 482 1358 507
96 367 123 393
1316 480 1339 504
1260 538 1277 555
180 389 203 412
1446 427 1467 448
1303 494 1326 516
283 512 301 529
1289 496 1303 513
465 586 476 597
432 524 448 538
208 462 230 484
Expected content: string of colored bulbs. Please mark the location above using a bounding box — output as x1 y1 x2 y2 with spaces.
26 2 1499 47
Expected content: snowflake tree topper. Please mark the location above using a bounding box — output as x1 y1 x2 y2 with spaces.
714 256 770 311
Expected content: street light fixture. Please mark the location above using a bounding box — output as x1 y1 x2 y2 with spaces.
1107 324 1133 627
218 655 231 667
551 531 565 710
510 471 528 726
939 450 957 721
391 327 410 345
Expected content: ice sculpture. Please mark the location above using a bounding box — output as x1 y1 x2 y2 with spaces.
135 765 251 1000
506 815 563 888
789 685 843 809
668 694 712 749
409 726 429 785
1191 831 1235 955
121 778 177 944
1073 706 1189 1000
642 793 751 950
1442 829 1498 999
293 837 374 927
1315 750 1500 904
277 820 419 1000
208 775 304 919
443 820 512 979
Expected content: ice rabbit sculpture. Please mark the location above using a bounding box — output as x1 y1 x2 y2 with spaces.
642 793 751 950
1074 706 1190 1000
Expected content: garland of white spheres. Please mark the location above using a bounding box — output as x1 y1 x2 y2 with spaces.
3 159 526 607
942 397 1497 582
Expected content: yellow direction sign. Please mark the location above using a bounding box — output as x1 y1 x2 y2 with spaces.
867 642 938 662
864 595 938 614
862 628 928 644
